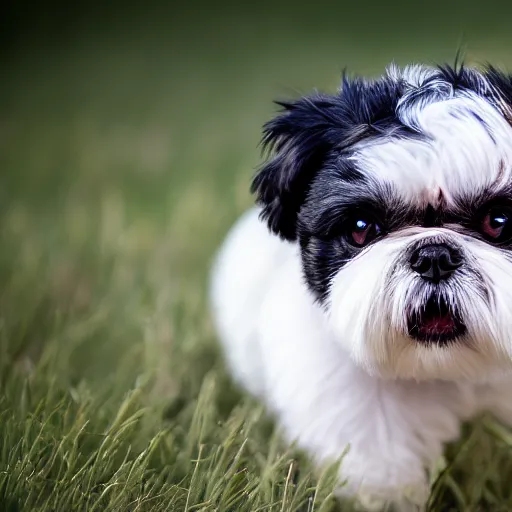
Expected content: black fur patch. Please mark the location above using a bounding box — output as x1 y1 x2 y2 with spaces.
251 76 410 241
297 161 414 300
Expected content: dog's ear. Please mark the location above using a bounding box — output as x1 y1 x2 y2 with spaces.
251 94 343 241
251 76 404 240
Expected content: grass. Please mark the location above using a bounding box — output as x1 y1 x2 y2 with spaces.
3 3 512 509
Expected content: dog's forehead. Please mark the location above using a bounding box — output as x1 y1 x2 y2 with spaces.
352 93 512 207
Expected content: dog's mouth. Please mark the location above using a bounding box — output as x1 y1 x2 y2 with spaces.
407 295 466 344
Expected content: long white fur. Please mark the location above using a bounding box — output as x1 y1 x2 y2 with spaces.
209 65 512 511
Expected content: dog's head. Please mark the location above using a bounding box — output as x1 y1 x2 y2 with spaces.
252 63 512 381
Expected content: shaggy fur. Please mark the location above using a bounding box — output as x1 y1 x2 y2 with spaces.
209 63 512 511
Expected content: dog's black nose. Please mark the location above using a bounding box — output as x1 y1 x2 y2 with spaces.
410 244 462 283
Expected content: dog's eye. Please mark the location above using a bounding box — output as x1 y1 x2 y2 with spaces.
481 207 511 242
348 217 382 247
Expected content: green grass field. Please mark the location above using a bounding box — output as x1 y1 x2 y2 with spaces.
3 3 512 510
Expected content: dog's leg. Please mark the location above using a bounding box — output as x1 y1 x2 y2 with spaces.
257 261 470 511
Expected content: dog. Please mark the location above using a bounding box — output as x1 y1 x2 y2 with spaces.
209 62 512 510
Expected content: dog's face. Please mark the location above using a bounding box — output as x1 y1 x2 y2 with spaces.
253 63 512 381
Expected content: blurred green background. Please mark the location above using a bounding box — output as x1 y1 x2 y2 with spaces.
3 0 512 289
2 1 512 509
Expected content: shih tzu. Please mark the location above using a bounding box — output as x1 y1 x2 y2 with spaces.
209 62 512 510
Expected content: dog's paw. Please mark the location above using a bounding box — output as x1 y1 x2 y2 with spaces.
345 484 428 512
336 466 429 512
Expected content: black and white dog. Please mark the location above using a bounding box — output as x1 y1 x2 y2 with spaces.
210 63 512 510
